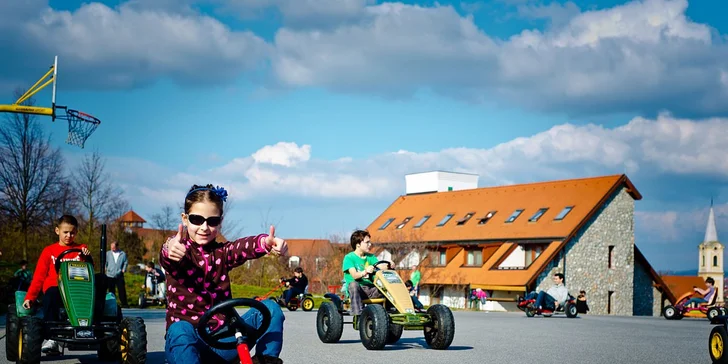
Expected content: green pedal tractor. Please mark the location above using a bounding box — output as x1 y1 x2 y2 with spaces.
5 225 148 364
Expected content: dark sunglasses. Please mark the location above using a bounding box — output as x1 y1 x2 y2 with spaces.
187 214 222 227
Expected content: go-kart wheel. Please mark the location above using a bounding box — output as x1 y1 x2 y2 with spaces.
54 248 93 273
197 298 272 350
663 305 677 320
18 316 43 364
709 307 723 320
302 297 315 311
424 304 455 350
287 303 298 311
710 325 728 364
566 303 578 318
119 317 147 364
317 301 344 343
722 307 728 316
386 322 404 344
359 304 389 350
525 308 536 317
138 292 146 309
6 304 19 361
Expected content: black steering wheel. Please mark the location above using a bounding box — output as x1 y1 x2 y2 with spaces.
373 260 393 272
54 248 93 274
197 298 271 350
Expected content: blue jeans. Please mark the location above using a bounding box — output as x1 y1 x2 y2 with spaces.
165 299 285 363
525 291 556 310
283 288 303 304
685 297 708 307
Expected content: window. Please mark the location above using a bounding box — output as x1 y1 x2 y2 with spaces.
437 214 454 227
466 249 482 266
414 215 431 228
288 256 300 268
703 255 706 267
315 257 324 270
447 186 453 191
528 208 549 222
430 250 447 266
457 212 475 225
378 218 395 230
505 209 524 223
396 216 413 229
608 291 615 315
554 206 574 221
714 255 719 267
478 211 497 225
608 245 615 269
524 244 546 266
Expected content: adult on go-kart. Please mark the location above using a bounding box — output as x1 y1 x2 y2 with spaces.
517 273 574 317
196 298 274 364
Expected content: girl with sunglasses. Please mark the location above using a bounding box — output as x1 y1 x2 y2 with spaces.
160 184 288 364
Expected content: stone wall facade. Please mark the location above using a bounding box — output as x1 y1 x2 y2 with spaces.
535 187 639 315
633 258 662 316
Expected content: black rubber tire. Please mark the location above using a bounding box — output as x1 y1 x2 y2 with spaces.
120 317 148 364
6 304 19 361
359 304 389 350
663 305 677 320
424 304 455 350
316 301 344 343
98 334 120 361
710 325 728 364
138 293 146 309
301 297 315 311
565 303 578 318
708 307 722 320
18 316 43 364
526 308 536 317
386 322 404 344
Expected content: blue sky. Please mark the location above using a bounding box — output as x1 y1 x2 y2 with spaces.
1 0 727 271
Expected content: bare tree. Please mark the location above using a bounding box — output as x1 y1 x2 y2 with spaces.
73 150 126 240
219 198 244 239
0 91 65 260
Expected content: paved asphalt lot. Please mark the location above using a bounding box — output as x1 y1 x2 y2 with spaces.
0 308 716 363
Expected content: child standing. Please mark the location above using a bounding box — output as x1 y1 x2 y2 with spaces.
22 215 90 355
161 184 288 364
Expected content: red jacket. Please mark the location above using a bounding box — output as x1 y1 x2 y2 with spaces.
25 242 89 302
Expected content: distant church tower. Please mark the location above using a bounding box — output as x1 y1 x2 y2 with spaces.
699 200 724 303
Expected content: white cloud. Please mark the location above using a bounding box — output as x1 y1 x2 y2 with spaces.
118 113 728 209
270 0 728 117
252 141 311 166
0 1 269 91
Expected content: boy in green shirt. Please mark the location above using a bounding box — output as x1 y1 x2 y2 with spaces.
342 230 390 318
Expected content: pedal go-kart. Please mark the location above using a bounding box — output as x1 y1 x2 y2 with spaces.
663 290 725 320
316 260 455 350
196 298 271 364
517 294 579 318
254 281 315 312
138 271 166 309
5 225 148 364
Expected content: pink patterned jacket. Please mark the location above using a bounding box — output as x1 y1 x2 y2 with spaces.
159 234 271 330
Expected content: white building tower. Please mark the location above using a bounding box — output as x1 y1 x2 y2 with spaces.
699 200 724 303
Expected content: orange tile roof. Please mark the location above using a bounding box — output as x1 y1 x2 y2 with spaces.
368 174 640 243
367 174 645 290
285 239 334 258
660 275 708 304
118 210 147 223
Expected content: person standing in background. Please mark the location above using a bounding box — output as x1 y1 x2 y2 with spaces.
105 241 129 308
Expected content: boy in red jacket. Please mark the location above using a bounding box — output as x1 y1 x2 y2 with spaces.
22 215 90 355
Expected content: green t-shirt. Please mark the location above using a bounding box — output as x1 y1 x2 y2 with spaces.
410 270 421 287
342 251 380 287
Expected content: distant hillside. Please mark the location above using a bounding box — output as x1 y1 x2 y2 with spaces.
659 269 728 276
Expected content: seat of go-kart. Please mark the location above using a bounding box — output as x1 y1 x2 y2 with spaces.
698 289 719 306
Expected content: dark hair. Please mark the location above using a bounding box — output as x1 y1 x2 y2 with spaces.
707 277 715 285
350 230 371 250
580 290 586 294
554 273 564 281
19 260 28 266
57 214 78 228
184 184 224 214
294 267 303 273
405 280 413 288
147 261 155 268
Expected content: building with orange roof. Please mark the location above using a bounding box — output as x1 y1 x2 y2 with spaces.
368 171 670 316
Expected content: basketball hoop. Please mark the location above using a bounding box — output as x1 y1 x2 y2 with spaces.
55 106 101 149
